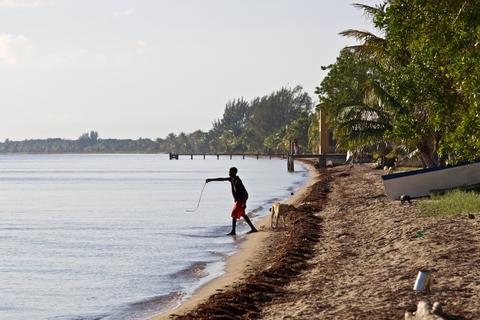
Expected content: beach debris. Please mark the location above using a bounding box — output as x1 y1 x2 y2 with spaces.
335 172 350 178
468 213 475 219
414 231 425 238
405 301 446 320
384 166 394 174
413 270 432 292
400 194 412 204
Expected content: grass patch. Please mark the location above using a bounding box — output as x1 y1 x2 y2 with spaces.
420 189 480 217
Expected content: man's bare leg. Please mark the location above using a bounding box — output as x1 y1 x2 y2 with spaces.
227 218 236 235
243 214 258 233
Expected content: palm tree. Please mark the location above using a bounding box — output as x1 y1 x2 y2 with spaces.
339 3 387 57
331 2 441 167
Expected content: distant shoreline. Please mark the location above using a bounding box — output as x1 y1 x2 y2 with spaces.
0 151 162 154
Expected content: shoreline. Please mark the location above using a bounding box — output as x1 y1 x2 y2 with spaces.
150 164 479 319
152 160 319 320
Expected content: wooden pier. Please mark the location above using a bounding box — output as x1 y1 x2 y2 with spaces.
168 152 346 172
168 152 285 160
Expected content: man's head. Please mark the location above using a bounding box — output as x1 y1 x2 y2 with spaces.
229 167 238 177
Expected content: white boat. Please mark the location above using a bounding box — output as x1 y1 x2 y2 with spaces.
381 160 480 200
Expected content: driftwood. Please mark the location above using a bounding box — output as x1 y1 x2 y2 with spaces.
405 301 446 320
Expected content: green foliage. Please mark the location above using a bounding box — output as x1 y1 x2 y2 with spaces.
307 112 319 152
0 134 159 153
249 86 312 142
379 0 480 163
420 190 480 218
315 49 396 154
78 131 100 148
316 1 480 167
263 127 287 153
211 98 250 138
156 85 315 154
263 112 315 154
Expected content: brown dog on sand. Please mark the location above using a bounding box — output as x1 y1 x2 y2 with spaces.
270 203 296 229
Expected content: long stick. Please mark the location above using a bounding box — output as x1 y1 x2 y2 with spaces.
186 183 207 212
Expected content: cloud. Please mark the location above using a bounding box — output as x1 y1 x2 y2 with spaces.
41 49 90 68
113 8 134 17
0 0 50 8
0 33 34 65
137 40 153 55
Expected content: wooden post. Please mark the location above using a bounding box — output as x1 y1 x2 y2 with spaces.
287 155 295 172
230 154 232 160
243 153 245 160
217 154 219 160
318 155 326 168
257 153 259 160
203 154 205 160
319 109 329 155
287 141 295 172
191 154 193 160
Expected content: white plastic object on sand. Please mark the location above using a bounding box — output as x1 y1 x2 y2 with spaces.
413 270 432 292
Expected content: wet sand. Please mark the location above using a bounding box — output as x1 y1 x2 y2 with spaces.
154 164 480 319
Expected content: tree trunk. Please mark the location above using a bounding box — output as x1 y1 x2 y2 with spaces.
416 136 440 168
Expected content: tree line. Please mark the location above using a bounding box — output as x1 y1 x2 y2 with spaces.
316 1 479 167
157 86 318 154
0 131 159 153
0 86 319 154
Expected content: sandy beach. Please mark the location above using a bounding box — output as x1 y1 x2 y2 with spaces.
154 164 480 319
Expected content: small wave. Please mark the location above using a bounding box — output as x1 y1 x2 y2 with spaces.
207 250 229 258
51 313 108 320
100 292 184 320
130 291 184 308
179 233 224 239
246 205 263 217
264 197 282 205
169 261 209 279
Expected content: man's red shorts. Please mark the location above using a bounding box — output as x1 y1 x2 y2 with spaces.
231 201 246 219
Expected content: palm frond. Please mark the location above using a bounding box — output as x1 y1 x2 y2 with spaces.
352 3 386 18
364 81 404 113
337 103 391 123
340 30 386 57
339 29 383 42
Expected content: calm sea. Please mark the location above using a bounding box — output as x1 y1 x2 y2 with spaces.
0 154 309 320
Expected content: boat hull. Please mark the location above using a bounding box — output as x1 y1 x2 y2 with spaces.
381 161 480 200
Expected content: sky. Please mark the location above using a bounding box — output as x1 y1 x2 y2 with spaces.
0 0 381 140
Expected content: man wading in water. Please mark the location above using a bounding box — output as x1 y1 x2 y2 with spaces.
206 167 258 236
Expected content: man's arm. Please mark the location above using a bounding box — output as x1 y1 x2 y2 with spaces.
205 177 230 183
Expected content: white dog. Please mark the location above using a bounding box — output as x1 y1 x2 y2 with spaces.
270 202 296 229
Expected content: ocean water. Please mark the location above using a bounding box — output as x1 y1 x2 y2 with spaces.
0 154 309 320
